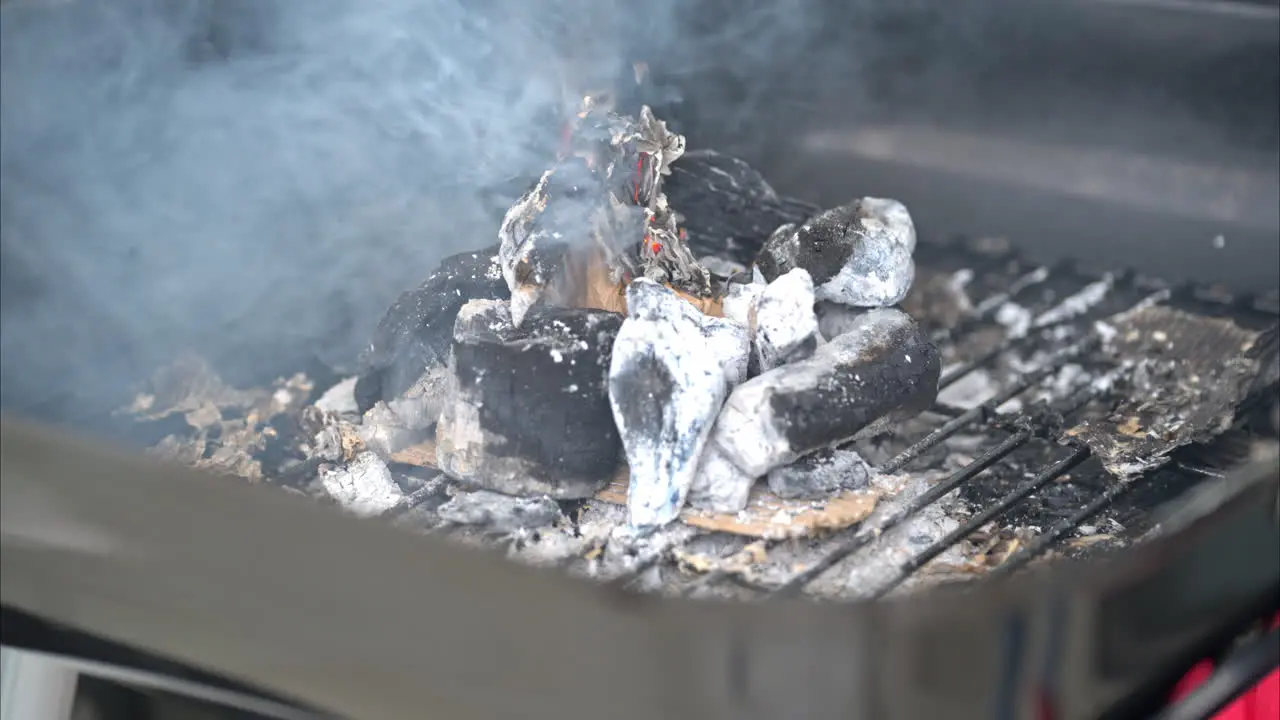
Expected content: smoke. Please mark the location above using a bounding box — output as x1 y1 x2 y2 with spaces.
0 0 825 431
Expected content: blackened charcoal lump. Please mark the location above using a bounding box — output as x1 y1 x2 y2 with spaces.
354 246 508 414
435 300 623 499
665 150 817 266
707 308 940 479
757 198 916 308
766 448 871 500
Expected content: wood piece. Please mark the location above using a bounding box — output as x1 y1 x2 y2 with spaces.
595 477 878 540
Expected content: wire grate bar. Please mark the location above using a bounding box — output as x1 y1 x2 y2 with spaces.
972 266 1051 318
879 353 1082 476
866 445 1091 600
988 475 1139 578
768 429 1033 598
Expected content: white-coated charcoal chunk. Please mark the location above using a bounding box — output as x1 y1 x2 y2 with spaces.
757 197 916 308
353 247 508 414
721 274 766 329
698 255 747 279
816 301 869 341
437 490 562 533
687 443 757 514
435 300 623 499
766 448 871 500
750 268 820 373
319 452 404 518
708 308 940 477
610 279 749 528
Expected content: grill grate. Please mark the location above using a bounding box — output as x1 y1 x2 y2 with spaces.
613 252 1272 599
400 242 1277 602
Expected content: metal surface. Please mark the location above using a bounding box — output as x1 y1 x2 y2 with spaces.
2 418 1277 720
1 647 77 720
665 0 1280 293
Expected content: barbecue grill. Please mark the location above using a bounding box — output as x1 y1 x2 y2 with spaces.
2 0 1277 719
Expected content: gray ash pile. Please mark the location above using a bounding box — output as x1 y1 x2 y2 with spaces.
123 104 1280 602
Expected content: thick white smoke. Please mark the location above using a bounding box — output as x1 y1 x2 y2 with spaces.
0 0 825 431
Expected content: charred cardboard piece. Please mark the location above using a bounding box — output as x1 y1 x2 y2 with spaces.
1066 304 1279 479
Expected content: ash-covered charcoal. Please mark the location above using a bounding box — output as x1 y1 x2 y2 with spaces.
319 452 405 518
313 376 360 416
358 401 431 458
766 448 871 500
664 149 818 265
757 197 917 308
702 308 940 482
698 255 747 279
1067 304 1279 478
750 268 820 373
722 273 766 328
687 443 757 514
435 299 624 498
816 301 871 341
437 490 562 533
609 279 749 529
353 246 508 414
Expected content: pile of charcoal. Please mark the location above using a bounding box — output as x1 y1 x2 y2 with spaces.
310 102 939 541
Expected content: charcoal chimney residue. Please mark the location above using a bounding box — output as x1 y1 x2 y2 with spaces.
0 0 826 436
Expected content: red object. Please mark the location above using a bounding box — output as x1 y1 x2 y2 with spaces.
1169 614 1280 720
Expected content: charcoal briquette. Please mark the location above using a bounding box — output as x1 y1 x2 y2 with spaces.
353 246 508 415
609 279 749 528
766 448 871 500
706 308 940 479
435 299 623 499
665 150 818 266
757 197 916 308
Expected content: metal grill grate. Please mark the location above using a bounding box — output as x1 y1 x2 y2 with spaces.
603 250 1276 600
403 243 1278 602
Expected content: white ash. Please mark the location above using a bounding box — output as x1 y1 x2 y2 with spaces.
816 301 869 341
722 276 766 328
698 255 747 278
687 442 757 513
1030 363 1091 404
313 377 360 416
437 490 562 533
602 521 698 586
936 368 1000 410
508 526 588 567
319 452 404 518
308 414 361 464
610 279 748 528
384 364 452 430
358 401 431 458
766 448 871 500
750 268 820 373
946 269 976 316
995 302 1033 339
1033 274 1114 328
833 471 963 599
